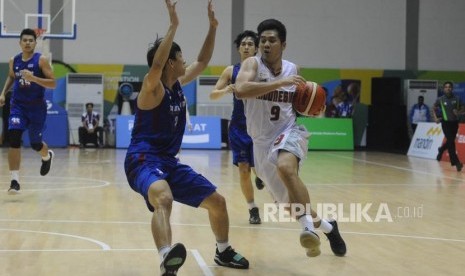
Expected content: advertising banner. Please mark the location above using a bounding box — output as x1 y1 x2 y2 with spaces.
116 115 134 148
297 118 354 150
116 115 222 149
181 116 222 149
407 122 444 159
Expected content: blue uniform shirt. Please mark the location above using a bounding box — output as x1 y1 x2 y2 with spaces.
127 81 186 157
230 63 247 130
12 53 45 103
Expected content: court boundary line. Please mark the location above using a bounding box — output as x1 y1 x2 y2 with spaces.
1 219 464 244
191 249 214 276
0 228 111 250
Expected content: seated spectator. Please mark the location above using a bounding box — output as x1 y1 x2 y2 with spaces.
79 102 104 148
410 95 430 133
336 91 353 118
325 86 343 118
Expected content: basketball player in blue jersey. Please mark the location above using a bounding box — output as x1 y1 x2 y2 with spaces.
235 19 347 258
210 30 264 224
124 1 248 275
0 28 55 195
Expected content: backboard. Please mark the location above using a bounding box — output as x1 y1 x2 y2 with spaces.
0 0 76 39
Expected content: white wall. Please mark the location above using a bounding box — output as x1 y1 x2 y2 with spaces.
418 0 465 71
0 0 464 70
61 0 233 66
245 0 406 70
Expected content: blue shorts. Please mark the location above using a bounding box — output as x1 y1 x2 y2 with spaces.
124 153 217 212
9 100 46 144
229 125 254 167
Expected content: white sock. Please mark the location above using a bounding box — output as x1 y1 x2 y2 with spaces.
11 170 19 182
248 202 257 210
298 215 315 232
317 219 334 234
158 245 171 262
216 241 230 253
42 152 50 161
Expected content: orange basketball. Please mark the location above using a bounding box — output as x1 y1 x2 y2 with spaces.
292 81 326 116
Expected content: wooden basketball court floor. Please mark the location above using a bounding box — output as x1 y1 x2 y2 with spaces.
1 147 464 276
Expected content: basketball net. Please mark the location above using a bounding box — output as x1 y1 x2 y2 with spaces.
34 28 52 65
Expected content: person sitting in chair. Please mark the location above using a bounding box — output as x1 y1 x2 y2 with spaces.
79 102 103 148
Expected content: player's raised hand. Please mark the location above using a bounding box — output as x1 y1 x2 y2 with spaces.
165 0 179 27
207 0 218 28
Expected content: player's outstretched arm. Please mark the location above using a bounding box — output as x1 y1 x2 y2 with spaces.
180 0 218 86
138 0 179 110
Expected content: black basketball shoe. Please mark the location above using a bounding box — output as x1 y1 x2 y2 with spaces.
255 177 264 190
214 246 249 269
40 150 54 176
249 207 261 224
160 243 187 276
8 180 20 195
324 220 347 257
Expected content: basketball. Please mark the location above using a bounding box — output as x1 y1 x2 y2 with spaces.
292 81 326 116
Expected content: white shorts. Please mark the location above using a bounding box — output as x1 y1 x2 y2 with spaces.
253 125 310 203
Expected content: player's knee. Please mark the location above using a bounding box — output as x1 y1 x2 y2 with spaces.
148 188 173 209
8 130 23 148
276 161 294 176
31 142 44 152
209 192 226 210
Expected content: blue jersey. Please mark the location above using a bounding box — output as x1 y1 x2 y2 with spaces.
230 63 247 130
12 53 45 104
127 81 187 157
124 80 216 211
228 63 255 166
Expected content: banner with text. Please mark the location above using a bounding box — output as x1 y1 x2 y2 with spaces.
181 116 222 149
407 122 444 159
297 118 354 150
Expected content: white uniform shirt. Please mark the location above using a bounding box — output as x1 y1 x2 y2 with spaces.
244 56 298 145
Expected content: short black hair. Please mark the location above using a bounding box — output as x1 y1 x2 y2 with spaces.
147 37 182 68
86 102 94 108
20 28 37 40
257 19 287 43
443 81 454 88
233 30 258 49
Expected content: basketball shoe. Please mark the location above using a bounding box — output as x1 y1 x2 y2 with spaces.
249 207 261 224
160 243 187 276
324 220 347 256
8 180 20 195
436 147 444 162
40 150 54 176
214 246 249 269
300 229 321 257
255 177 264 190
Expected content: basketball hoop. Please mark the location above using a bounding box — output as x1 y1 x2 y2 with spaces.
34 28 47 39
34 28 52 64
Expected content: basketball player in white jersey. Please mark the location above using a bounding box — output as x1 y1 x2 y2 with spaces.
235 18 346 258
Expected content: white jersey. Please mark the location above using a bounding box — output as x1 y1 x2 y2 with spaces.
244 56 298 145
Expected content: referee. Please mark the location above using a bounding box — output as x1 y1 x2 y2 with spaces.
433 81 464 172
